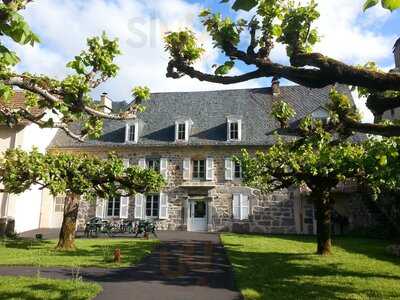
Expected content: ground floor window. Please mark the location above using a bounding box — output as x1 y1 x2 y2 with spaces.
146 194 160 218
107 197 121 217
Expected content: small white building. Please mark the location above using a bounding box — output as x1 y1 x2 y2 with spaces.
0 92 58 233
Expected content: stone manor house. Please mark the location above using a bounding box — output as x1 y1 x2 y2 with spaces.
38 83 368 234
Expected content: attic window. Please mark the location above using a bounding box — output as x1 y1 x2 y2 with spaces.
125 122 139 143
227 117 242 141
175 120 191 142
311 108 330 124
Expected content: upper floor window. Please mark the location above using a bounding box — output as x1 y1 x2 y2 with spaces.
175 119 191 142
227 117 242 141
125 122 139 143
234 161 242 179
193 159 206 180
147 159 160 173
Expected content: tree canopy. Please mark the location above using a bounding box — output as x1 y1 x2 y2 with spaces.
0 148 165 249
165 0 400 137
0 0 150 142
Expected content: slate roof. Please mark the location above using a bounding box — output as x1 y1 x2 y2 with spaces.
49 84 354 149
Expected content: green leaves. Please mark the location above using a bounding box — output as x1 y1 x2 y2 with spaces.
0 149 165 200
230 0 259 11
214 61 235 75
164 31 204 64
271 100 296 128
363 0 400 11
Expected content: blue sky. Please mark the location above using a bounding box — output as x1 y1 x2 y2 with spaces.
11 0 400 121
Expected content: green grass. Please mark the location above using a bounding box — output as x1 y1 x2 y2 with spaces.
221 234 400 300
0 238 158 268
0 276 101 300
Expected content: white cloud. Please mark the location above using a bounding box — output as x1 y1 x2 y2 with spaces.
11 0 259 104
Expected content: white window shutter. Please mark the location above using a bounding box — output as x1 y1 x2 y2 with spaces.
175 121 179 141
96 198 105 218
160 158 168 180
226 120 231 141
159 192 168 219
138 158 146 169
123 158 130 168
233 194 240 220
125 124 129 143
185 120 190 141
134 123 139 143
134 194 144 219
225 158 233 181
237 119 242 141
120 196 130 219
183 158 191 181
206 157 214 181
240 194 249 220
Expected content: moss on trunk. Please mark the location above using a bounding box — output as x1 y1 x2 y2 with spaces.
56 193 79 251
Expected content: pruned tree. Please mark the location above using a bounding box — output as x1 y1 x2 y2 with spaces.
239 112 400 255
0 0 150 142
0 149 165 250
165 0 400 137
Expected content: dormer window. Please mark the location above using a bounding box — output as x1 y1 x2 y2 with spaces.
227 117 242 141
125 121 139 143
175 119 191 142
311 107 330 124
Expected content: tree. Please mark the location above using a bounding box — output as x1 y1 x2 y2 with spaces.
0 149 165 250
164 0 400 137
0 0 150 142
239 112 400 255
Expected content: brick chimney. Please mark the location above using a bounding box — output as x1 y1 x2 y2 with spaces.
394 38 400 68
271 76 280 98
100 92 112 113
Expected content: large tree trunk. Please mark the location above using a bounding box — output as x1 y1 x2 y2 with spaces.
56 193 80 251
311 189 334 256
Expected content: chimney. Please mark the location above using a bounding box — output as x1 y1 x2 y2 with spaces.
100 92 112 113
394 38 400 68
271 76 280 98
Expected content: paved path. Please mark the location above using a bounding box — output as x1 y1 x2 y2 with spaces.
0 231 242 300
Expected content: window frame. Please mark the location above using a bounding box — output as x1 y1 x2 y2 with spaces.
147 158 161 173
227 117 242 141
107 197 121 217
146 194 160 218
234 161 242 179
192 159 206 180
54 196 65 213
230 122 239 140
177 123 186 141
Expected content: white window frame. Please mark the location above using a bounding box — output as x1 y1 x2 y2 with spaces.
192 159 206 181
227 117 242 141
233 160 243 180
233 194 250 220
54 196 65 213
175 119 191 142
311 107 330 124
145 194 160 218
125 121 139 144
106 197 121 217
225 158 242 181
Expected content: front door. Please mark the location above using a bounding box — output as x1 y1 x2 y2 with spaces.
188 199 208 232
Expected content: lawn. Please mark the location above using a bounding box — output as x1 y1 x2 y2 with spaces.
0 238 158 268
0 276 101 300
221 234 400 300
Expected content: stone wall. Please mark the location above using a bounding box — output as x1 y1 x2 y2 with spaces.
60 145 366 235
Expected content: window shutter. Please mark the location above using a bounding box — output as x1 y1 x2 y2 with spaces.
96 198 105 218
134 194 144 219
226 120 231 141
225 158 233 181
125 124 129 143
185 120 190 141
240 194 249 220
138 158 146 169
120 196 130 219
160 158 168 180
206 157 214 181
175 121 179 141
183 158 191 181
134 123 139 143
123 158 130 168
233 194 240 220
237 119 242 141
159 192 168 219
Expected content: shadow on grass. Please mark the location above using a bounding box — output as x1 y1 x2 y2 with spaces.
1 238 52 250
223 235 400 300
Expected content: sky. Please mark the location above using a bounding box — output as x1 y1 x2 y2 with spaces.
9 0 400 122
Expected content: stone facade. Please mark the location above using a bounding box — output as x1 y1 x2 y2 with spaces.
70 145 320 234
